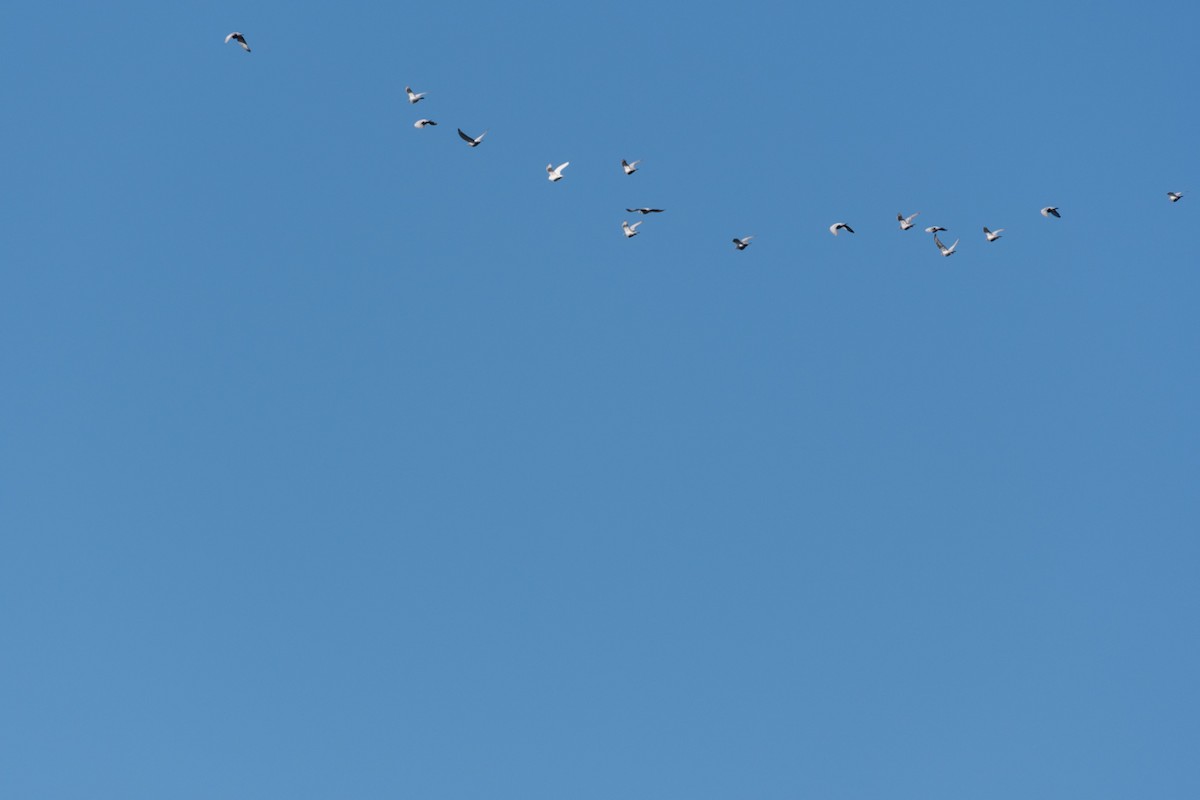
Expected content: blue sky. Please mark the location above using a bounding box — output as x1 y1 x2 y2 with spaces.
2 1 1198 797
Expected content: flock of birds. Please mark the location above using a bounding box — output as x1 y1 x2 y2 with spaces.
224 31 1186 257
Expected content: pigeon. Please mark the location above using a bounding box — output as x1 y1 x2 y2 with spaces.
406 86 427 104
983 226 1004 242
829 222 855 236
1041 206 1061 218
626 208 664 214
622 220 642 238
224 32 251 52
621 159 641 175
546 162 570 182
733 236 754 250
1168 192 1183 203
924 225 947 234
934 233 959 257
457 128 487 147
413 119 438 128
898 212 920 230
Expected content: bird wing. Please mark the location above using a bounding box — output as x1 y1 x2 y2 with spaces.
934 233 945 250
830 224 840 235
948 239 959 251
630 221 642 231
458 129 475 143
906 212 920 223
844 225 855 233
557 162 569 173
992 228 1004 235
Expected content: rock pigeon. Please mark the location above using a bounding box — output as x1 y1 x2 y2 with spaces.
1168 191 1183 203
621 159 640 175
1041 206 1061 218
924 225 947 234
413 119 438 128
224 32 251 52
626 208 664 214
732 236 754 250
934 233 959 257
898 212 920 230
546 162 570 182
457 128 487 147
983 226 1004 242
829 222 855 236
622 220 642 238
406 86 427 104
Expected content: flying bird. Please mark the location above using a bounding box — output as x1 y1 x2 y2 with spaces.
924 225 947 234
546 162 570 182
829 222 855 236
1041 206 1061 218
457 128 487 147
934 233 959 257
622 220 642 238
224 32 250 52
406 86 427 104
413 119 438 128
1168 191 1183 203
626 208 664 214
621 159 641 175
898 212 920 230
983 226 1004 242
733 236 754 250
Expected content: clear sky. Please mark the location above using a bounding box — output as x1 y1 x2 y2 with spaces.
2 1 1198 797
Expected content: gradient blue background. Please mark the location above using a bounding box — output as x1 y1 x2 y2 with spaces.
3 1 1197 797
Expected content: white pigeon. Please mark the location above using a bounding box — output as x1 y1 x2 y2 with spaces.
1168 191 1183 203
406 86 427 104
413 119 438 128
898 212 920 230
934 233 959 257
622 220 642 238
829 222 855 236
457 128 487 147
1041 206 1061 218
224 32 251 52
621 159 640 175
983 226 1004 242
546 162 570 182
924 225 947 234
732 236 754 250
